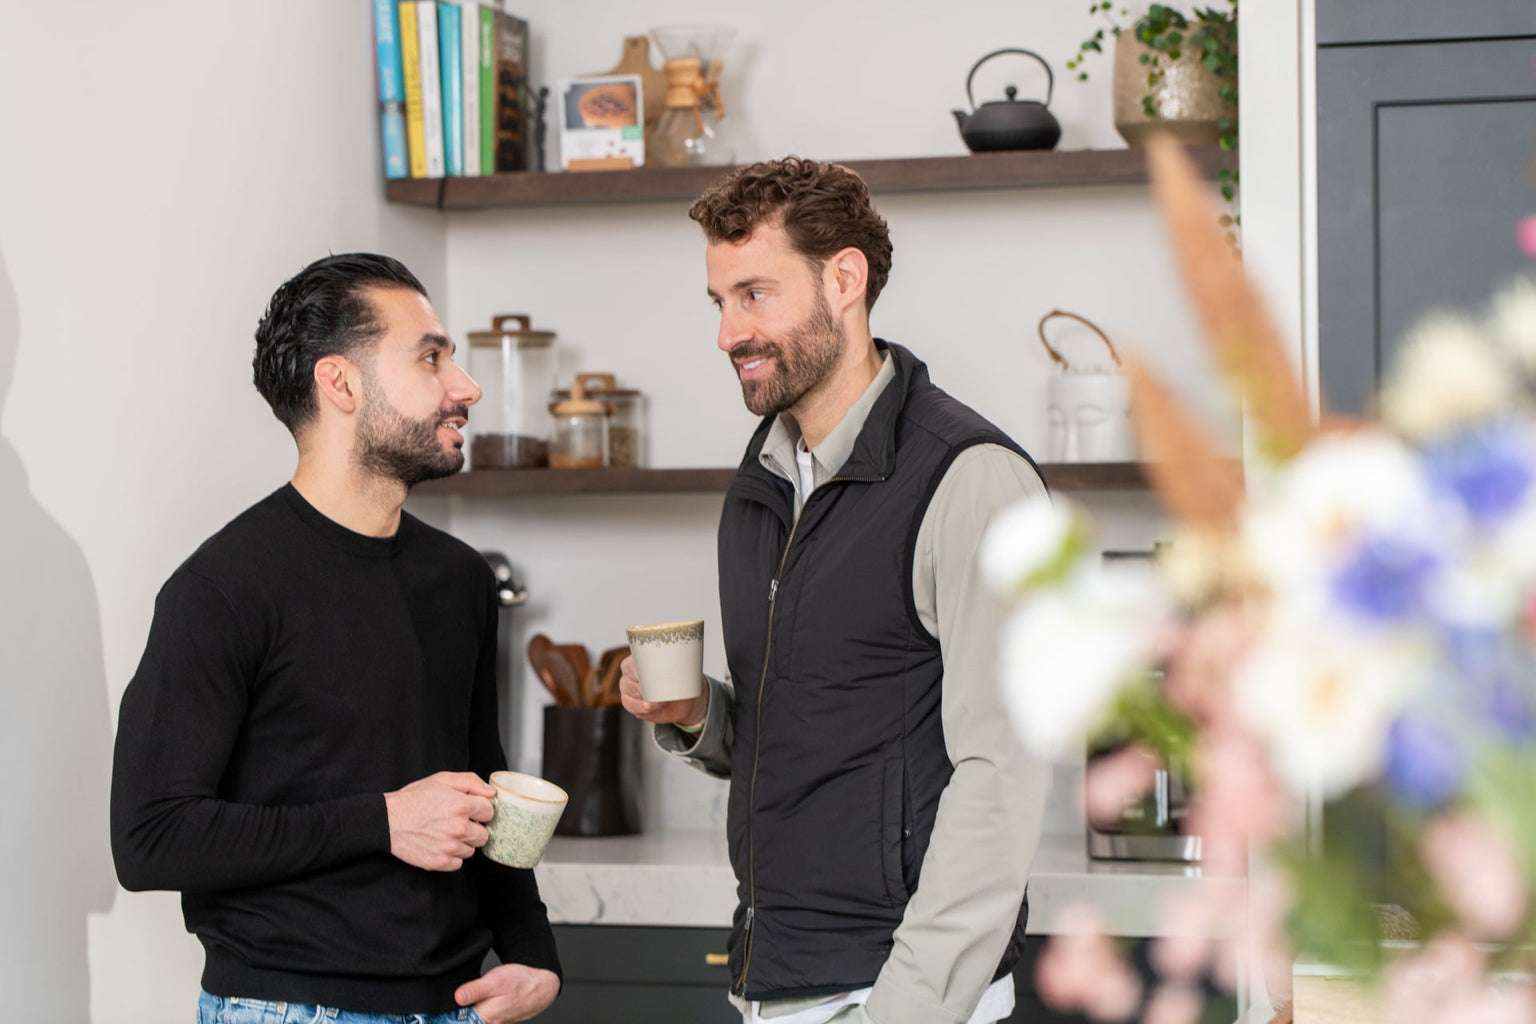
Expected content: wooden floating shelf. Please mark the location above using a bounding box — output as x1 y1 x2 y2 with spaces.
384 147 1236 209
412 462 1179 497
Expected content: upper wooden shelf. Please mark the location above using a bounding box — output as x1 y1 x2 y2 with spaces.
413 462 1166 497
384 146 1236 209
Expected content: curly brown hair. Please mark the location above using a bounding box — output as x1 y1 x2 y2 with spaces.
689 156 893 312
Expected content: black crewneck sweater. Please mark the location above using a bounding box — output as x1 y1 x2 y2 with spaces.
110 485 559 1012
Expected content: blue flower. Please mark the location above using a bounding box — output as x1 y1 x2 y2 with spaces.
1421 422 1536 529
1442 628 1536 739
1383 715 1466 810
1330 536 1441 624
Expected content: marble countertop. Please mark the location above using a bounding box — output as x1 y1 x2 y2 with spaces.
534 829 1245 938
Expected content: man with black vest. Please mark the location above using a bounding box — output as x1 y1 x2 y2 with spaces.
619 158 1052 1024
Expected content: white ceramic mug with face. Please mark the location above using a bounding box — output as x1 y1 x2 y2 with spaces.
483 771 568 868
625 620 705 703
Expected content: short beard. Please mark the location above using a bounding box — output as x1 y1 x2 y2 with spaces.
354 370 466 488
733 289 845 417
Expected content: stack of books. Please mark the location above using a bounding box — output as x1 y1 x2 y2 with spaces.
372 0 531 179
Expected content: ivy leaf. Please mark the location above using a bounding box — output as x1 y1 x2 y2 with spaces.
1221 184 1235 202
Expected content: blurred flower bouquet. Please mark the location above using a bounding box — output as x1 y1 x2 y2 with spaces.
984 140 1536 1022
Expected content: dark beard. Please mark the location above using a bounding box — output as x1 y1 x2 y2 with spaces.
734 290 844 417
355 372 466 488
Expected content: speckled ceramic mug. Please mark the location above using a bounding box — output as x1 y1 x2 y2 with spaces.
483 771 568 868
626 620 705 703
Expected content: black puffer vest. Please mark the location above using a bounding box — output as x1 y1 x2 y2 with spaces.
718 342 1035 1001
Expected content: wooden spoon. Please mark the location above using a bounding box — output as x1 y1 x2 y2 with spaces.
528 634 579 707
559 644 592 706
595 646 628 707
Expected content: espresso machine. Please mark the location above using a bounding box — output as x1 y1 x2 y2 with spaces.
1086 550 1202 863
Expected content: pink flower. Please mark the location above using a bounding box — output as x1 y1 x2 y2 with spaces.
1381 935 1536 1024
1085 745 1162 827
1142 983 1202 1024
1036 906 1143 1021
1421 812 1529 939
1517 215 1536 259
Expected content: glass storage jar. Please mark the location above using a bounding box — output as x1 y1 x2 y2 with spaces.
465 315 557 469
551 374 645 468
548 373 610 469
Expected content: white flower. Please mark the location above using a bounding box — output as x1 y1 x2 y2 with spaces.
1487 275 1536 378
1378 313 1515 440
1234 614 1429 798
997 563 1169 760
978 495 1077 597
1241 430 1449 615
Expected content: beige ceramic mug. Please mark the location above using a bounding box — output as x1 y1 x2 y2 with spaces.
626 620 705 703
483 771 568 868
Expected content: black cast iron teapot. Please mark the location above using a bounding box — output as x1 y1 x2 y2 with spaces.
953 48 1062 152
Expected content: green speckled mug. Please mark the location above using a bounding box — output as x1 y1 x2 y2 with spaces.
483 771 568 868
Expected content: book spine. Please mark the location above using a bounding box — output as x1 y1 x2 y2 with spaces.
479 5 495 175
460 1 480 177
398 2 428 178
371 0 408 179
438 1 463 177
416 1 445 178
491 10 530 173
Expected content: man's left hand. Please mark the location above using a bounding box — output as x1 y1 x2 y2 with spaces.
455 964 560 1023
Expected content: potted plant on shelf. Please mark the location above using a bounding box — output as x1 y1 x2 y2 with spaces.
1068 2 1238 204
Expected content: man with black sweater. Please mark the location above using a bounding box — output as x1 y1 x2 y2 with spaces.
110 253 561 1024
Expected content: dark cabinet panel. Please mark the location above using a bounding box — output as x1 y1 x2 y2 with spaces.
1317 1 1536 46
1316 37 1536 414
540 927 1236 1023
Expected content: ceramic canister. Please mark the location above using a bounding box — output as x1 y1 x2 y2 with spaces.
1047 371 1136 463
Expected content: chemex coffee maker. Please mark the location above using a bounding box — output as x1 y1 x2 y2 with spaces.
648 24 735 167
1087 551 1202 863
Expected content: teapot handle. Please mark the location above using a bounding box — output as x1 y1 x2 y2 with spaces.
966 48 1055 111
1038 309 1122 370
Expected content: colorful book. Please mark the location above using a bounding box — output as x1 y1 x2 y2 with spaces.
479 5 495 175
490 9 530 172
460 1 481 176
416 0 445 178
438 2 463 177
398 2 428 178
371 0 408 179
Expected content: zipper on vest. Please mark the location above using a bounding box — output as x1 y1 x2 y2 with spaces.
734 474 882 995
736 515 800 995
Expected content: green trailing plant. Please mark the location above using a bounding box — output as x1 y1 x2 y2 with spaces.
1068 2 1239 209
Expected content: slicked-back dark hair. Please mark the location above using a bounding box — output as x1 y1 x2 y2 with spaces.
688 156 893 312
252 252 428 433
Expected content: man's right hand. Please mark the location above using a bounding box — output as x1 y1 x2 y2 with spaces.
617 655 709 730
384 771 496 871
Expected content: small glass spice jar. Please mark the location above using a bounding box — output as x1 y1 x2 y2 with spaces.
551 375 645 468
548 373 610 469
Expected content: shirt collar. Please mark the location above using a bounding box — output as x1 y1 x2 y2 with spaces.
758 352 896 490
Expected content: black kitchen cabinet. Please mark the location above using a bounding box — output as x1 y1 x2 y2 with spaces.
1315 11 1536 416
540 926 1236 1023
1317 1 1536 46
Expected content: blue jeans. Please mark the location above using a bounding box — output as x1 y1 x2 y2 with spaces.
198 991 486 1024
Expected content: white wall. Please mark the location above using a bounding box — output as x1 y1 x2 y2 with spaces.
0 0 1302 1020
0 3 445 1021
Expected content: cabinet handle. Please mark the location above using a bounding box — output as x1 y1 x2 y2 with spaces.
705 953 729 966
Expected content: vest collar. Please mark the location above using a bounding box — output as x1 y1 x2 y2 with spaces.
731 341 929 522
